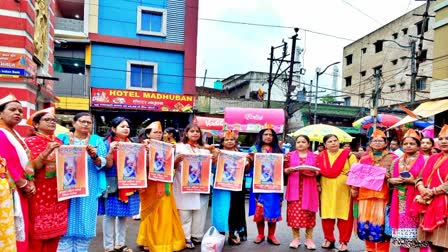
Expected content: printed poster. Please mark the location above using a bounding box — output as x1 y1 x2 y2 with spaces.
252 153 284 193
181 153 212 193
214 150 247 191
116 142 147 189
346 163 386 191
148 140 174 182
56 145 88 201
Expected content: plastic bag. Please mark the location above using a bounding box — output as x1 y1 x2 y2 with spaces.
201 226 225 252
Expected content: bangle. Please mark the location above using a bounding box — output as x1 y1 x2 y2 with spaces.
19 180 28 188
91 154 99 160
433 187 438 195
38 153 47 161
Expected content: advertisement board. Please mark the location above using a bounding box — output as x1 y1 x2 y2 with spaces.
0 52 36 78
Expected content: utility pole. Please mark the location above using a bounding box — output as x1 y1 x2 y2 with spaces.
266 41 288 108
283 28 299 140
267 46 274 108
372 69 381 131
410 40 417 105
313 62 340 125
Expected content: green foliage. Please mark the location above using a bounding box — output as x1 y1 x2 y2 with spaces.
321 94 336 104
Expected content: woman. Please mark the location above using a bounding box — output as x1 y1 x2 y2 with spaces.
211 130 248 246
0 94 35 251
356 129 397 252
164 127 180 144
0 153 16 252
25 108 68 252
57 112 107 252
173 123 211 249
317 134 357 252
136 121 186 252
99 117 139 252
248 125 283 245
420 137 434 161
284 135 319 249
388 129 429 252
413 124 448 251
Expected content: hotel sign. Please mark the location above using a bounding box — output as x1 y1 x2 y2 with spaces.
91 88 194 113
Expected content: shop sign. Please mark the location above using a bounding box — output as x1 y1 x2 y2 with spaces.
0 52 36 78
91 88 194 113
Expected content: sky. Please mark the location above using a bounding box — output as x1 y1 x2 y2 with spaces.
196 0 425 98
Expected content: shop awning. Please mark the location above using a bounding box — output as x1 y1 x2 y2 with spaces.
224 108 285 133
193 116 224 136
389 99 448 128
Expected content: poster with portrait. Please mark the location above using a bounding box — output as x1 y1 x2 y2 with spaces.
180 153 212 193
148 140 174 182
116 142 147 189
214 150 247 191
56 145 88 201
252 153 284 193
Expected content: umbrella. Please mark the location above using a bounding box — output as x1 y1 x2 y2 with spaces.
352 114 401 129
289 124 353 143
55 124 70 136
413 120 434 129
421 125 434 138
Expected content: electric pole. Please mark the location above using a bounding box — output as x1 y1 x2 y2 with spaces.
283 28 299 141
410 40 417 105
266 41 288 108
372 69 381 131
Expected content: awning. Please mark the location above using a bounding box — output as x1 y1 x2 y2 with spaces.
193 116 224 136
224 108 285 133
389 99 448 128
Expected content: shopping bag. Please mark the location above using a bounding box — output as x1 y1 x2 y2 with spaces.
201 226 225 252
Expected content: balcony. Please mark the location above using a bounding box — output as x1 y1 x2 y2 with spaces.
55 0 86 38
55 17 84 33
53 72 88 97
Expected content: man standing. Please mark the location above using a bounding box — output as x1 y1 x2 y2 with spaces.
389 139 404 157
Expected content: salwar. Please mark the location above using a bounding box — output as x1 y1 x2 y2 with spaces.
292 227 313 239
57 237 92 252
29 237 61 252
102 216 128 250
178 195 208 240
365 240 390 252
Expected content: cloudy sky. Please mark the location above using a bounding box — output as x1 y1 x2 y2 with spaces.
196 0 424 96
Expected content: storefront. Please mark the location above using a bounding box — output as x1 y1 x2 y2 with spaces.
90 88 194 136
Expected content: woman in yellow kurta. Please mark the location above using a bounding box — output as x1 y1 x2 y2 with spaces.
0 155 16 252
136 121 185 252
317 134 357 252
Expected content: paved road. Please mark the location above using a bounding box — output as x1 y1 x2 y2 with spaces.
88 199 399 252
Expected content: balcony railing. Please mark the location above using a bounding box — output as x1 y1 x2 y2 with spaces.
53 72 88 97
55 17 84 33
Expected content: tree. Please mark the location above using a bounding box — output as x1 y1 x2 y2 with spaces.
321 94 336 104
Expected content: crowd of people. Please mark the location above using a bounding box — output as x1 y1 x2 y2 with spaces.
0 93 448 252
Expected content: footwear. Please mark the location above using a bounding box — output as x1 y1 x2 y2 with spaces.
137 246 149 252
228 235 241 246
238 231 247 241
289 238 301 249
185 240 195 249
339 242 348 252
267 236 281 245
321 240 336 249
191 237 201 245
253 235 265 244
305 239 316 250
114 245 133 252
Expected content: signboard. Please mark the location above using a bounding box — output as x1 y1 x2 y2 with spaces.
0 52 36 78
91 88 194 113
224 107 285 133
194 116 224 131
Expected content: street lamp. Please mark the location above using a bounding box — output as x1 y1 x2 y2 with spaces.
313 61 340 125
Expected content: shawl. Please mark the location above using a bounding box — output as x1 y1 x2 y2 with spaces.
414 153 448 231
285 150 319 212
317 149 350 178
390 152 425 228
25 133 62 178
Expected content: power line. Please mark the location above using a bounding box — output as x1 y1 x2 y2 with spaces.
340 0 383 25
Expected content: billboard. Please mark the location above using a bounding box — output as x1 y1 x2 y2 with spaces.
0 52 36 78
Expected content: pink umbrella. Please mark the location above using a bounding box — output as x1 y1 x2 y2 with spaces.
421 125 434 138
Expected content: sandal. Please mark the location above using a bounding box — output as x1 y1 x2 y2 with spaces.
185 240 195 250
228 235 241 246
253 235 265 244
267 235 280 246
339 242 348 252
114 245 133 252
289 238 301 249
321 240 335 249
305 239 316 250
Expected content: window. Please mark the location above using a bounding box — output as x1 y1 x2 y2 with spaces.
126 60 158 91
374 40 383 53
419 49 428 63
345 54 353 65
416 78 427 90
416 19 429 35
345 76 352 87
344 97 351 106
361 47 367 54
360 93 365 98
402 28 408 35
392 32 398 39
391 59 398 65
137 6 167 36
389 84 396 91
360 70 366 77
399 82 405 88
373 65 382 74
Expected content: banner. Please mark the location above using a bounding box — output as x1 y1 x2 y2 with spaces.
252 153 284 193
181 153 212 193
56 145 88 201
148 140 174 182
116 142 147 189
224 107 285 133
214 150 247 191
346 163 386 191
90 88 194 113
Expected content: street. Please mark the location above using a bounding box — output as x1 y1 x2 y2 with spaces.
87 199 389 252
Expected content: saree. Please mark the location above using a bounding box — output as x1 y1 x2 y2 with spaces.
0 156 16 252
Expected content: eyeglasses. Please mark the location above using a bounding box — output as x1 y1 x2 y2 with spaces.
41 118 57 123
371 140 385 143
77 120 92 125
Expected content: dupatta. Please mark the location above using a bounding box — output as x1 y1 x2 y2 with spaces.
317 149 350 178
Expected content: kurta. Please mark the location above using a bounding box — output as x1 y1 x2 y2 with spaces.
57 133 107 239
25 135 68 240
320 150 356 219
0 156 16 252
357 151 396 242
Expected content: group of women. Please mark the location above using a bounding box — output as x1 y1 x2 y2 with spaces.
0 92 447 252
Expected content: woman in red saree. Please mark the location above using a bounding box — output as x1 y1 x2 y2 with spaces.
414 124 448 250
25 108 68 252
